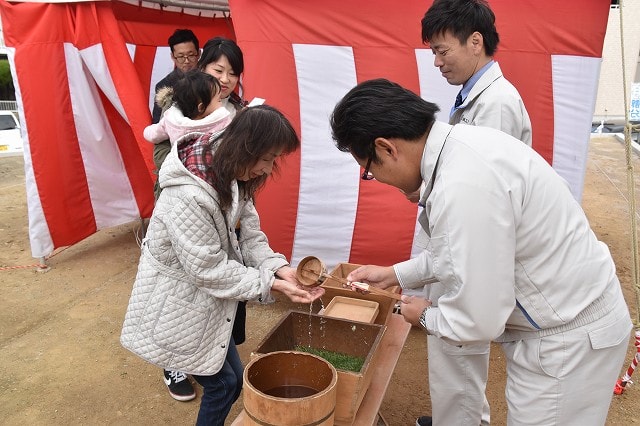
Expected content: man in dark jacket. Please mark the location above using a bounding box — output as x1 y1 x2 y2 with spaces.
151 29 200 199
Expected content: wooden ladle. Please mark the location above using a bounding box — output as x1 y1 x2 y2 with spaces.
295 256 328 287
296 257 403 301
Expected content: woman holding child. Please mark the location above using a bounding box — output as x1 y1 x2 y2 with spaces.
129 37 319 425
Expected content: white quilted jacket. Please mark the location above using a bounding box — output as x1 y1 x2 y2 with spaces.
120 133 288 375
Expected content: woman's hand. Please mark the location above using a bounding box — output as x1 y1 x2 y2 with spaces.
271 278 325 304
346 265 398 290
274 265 297 282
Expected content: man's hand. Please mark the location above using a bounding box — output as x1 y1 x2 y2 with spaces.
346 265 398 290
399 295 432 326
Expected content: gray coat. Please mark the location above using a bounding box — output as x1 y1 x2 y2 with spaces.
120 133 288 375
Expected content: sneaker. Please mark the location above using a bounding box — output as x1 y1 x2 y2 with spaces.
416 416 433 426
163 369 196 401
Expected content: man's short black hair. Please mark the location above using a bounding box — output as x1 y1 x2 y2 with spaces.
331 79 439 161
421 0 499 56
168 29 199 53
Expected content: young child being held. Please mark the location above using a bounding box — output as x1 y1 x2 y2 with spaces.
144 69 231 144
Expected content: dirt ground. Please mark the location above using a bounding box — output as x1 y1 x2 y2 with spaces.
1 135 640 425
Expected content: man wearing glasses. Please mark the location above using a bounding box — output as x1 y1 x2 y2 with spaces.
331 78 631 426
152 29 200 123
149 28 200 403
150 29 201 200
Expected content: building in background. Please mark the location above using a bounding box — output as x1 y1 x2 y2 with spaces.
593 1 640 125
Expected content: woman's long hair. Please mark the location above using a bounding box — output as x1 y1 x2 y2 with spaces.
197 37 247 109
206 105 300 210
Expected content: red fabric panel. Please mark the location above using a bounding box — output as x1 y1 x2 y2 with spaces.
350 48 423 265
94 2 157 181
490 0 611 164
0 0 610 258
495 52 554 162
231 0 609 265
0 1 98 246
231 0 427 47
132 45 157 110
0 0 75 45
0 0 159 248
113 2 235 47
99 89 155 218
492 0 610 57
18 40 97 246
244 42 301 261
231 0 429 264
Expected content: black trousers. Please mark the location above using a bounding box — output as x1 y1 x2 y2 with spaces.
232 300 247 345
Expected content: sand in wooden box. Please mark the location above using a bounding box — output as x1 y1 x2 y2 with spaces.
324 296 379 324
321 263 400 326
252 310 386 425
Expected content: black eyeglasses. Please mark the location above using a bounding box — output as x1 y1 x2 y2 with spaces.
361 156 374 180
173 53 199 64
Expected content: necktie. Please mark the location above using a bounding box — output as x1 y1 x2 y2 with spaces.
454 91 463 108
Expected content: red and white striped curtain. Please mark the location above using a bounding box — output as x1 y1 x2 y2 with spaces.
230 0 610 269
0 0 233 257
0 0 610 269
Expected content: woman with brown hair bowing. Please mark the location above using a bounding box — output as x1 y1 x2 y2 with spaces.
121 105 324 425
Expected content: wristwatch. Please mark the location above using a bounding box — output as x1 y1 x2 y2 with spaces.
419 306 431 331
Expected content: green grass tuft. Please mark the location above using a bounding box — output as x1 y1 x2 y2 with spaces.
295 345 365 372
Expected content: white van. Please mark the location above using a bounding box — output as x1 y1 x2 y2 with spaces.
0 111 23 157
